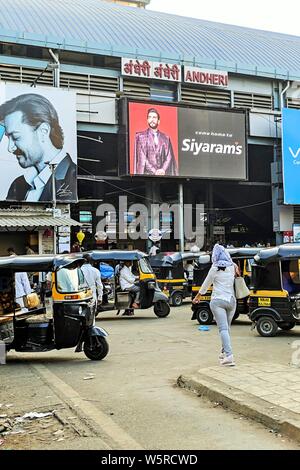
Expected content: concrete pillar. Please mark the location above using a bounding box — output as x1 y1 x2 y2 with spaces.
178 183 184 252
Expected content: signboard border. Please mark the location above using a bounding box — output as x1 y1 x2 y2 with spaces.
118 97 248 181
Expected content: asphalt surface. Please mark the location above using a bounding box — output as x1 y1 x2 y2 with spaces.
1 302 300 450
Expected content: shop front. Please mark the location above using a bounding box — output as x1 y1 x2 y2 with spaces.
0 207 81 255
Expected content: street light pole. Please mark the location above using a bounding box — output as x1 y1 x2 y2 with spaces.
178 183 184 252
47 49 60 255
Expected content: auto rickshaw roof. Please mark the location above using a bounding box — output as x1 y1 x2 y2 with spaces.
88 250 148 262
0 254 86 272
149 252 206 267
254 244 300 264
196 247 260 265
227 247 261 258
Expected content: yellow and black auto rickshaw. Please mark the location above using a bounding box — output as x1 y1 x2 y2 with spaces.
88 250 171 318
191 248 260 324
249 244 300 337
0 254 109 361
149 252 203 306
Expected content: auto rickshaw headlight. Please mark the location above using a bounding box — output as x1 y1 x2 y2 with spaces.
64 294 80 300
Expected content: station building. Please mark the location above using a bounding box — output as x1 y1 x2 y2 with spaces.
0 0 299 253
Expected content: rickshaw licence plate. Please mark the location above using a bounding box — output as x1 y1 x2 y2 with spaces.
258 297 271 306
200 296 210 301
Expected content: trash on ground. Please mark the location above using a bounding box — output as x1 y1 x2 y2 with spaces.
0 418 13 433
15 411 53 423
198 326 210 331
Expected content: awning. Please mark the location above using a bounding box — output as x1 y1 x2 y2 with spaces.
0 214 81 228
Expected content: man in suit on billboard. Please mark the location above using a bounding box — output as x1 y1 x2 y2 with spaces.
0 93 76 202
134 108 178 176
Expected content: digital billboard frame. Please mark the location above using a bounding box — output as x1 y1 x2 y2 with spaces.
118 98 248 181
282 107 300 205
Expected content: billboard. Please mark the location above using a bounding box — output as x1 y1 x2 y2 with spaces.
0 84 77 202
282 108 300 204
127 102 246 179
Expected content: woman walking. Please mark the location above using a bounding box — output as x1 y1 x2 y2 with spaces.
193 244 238 366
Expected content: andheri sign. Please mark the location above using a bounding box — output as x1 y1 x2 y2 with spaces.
184 66 228 87
127 102 246 179
282 108 300 204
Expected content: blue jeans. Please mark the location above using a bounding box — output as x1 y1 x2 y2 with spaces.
210 296 236 357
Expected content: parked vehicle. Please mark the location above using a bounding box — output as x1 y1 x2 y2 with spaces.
88 250 170 318
249 244 300 337
0 254 109 361
191 248 260 325
149 252 203 306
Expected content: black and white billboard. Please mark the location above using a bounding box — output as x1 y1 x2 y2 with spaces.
0 84 77 202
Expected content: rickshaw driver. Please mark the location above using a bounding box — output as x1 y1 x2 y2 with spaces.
119 260 140 309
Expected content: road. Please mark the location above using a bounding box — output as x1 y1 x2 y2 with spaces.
1 302 300 450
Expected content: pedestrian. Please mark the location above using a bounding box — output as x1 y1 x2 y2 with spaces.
6 247 33 312
25 244 35 255
15 272 32 312
193 243 239 366
71 241 81 253
149 242 160 256
81 254 103 311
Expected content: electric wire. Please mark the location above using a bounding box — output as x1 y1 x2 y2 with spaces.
78 164 272 212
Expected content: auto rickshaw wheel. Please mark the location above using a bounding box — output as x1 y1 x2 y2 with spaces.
83 336 109 360
279 322 296 331
196 307 214 325
171 292 183 307
154 301 170 317
256 316 278 337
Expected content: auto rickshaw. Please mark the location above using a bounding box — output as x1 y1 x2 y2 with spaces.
88 250 170 318
191 248 260 325
149 252 204 306
249 244 300 337
0 254 109 360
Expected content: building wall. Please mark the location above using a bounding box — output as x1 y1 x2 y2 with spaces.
0 42 295 247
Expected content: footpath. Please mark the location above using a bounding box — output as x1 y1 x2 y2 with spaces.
178 362 300 443
0 361 109 450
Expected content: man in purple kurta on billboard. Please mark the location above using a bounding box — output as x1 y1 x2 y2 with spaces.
134 108 178 176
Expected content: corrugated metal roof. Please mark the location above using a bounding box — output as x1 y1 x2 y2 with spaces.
0 0 300 79
0 212 81 228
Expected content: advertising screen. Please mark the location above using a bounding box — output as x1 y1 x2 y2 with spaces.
282 108 300 204
0 83 77 202
128 102 246 179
